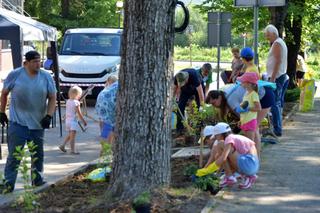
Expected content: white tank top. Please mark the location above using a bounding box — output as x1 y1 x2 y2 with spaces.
266 37 287 79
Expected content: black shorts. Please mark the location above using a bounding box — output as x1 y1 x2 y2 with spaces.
260 86 275 109
296 71 305 79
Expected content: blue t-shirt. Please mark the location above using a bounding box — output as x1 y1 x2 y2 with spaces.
4 67 57 129
174 68 201 94
95 82 118 125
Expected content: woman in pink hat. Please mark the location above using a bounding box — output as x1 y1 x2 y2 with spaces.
235 72 261 141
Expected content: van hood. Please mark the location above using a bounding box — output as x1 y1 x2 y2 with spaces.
59 55 120 73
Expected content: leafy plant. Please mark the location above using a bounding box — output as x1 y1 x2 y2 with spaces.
133 191 151 207
13 141 39 212
98 141 113 168
194 175 220 192
183 164 199 177
285 88 301 102
184 101 217 137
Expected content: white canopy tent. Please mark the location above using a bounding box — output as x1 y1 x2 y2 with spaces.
0 8 63 138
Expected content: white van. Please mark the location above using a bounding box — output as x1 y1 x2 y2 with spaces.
59 28 122 97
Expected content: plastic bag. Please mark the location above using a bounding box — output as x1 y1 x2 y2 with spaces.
299 79 316 112
86 167 112 182
171 112 177 130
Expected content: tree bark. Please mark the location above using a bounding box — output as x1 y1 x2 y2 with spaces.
268 2 289 38
284 0 305 89
61 0 69 18
109 0 175 201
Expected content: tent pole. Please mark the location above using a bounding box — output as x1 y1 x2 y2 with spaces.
50 41 62 137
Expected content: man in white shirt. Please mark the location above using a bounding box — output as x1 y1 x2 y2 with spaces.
264 24 289 137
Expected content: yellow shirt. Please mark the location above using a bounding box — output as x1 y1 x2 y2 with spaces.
240 91 259 125
245 64 259 75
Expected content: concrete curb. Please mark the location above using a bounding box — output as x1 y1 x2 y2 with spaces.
0 159 101 207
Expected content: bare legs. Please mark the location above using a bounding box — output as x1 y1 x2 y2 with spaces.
60 130 78 154
255 107 270 158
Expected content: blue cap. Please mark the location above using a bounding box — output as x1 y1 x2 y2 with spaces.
240 47 254 59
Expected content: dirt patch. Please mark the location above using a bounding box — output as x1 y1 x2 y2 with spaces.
0 157 208 213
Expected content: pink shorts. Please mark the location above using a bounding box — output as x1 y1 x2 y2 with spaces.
240 119 257 131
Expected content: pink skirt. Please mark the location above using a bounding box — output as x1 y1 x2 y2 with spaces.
240 119 257 131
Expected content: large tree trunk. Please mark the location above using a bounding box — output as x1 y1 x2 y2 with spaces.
109 0 175 201
284 0 305 89
61 0 69 18
268 2 289 38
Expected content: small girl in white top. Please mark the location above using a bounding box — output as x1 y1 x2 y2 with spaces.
59 86 87 154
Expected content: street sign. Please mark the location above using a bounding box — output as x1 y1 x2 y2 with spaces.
207 12 232 89
208 12 232 47
234 0 286 7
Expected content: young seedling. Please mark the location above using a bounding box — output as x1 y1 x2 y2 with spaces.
13 141 39 212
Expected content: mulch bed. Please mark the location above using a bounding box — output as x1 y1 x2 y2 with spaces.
0 156 212 213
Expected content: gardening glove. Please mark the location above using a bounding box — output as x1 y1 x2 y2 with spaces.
235 105 249 114
40 114 52 129
196 162 220 177
0 112 8 127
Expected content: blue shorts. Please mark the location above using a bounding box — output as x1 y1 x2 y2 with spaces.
237 154 259 176
101 123 114 139
260 86 275 109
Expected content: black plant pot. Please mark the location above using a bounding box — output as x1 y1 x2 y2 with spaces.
133 204 151 213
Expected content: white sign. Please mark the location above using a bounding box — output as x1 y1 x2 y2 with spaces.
234 0 286 7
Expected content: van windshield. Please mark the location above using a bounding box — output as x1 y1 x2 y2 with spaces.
60 33 121 56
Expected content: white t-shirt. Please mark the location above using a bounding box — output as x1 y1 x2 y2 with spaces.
266 37 288 79
65 99 80 123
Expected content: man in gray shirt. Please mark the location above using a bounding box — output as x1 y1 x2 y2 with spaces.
0 51 56 193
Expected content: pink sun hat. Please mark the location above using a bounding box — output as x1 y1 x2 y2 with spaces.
237 72 259 84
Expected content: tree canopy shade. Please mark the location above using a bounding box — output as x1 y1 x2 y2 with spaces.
109 0 176 201
0 7 57 68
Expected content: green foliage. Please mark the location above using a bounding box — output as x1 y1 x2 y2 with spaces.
13 141 39 212
194 175 220 191
98 142 113 167
24 0 119 43
285 88 301 103
183 164 199 177
184 101 216 136
174 45 269 64
133 191 151 207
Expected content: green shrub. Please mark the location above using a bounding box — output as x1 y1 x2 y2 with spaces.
285 88 301 102
183 164 199 177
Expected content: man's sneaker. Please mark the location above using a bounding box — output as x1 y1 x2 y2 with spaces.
239 175 257 189
219 175 237 188
32 181 47 187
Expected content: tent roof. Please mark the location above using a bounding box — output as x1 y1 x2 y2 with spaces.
0 8 57 41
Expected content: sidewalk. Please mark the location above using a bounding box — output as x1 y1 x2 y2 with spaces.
0 106 101 205
213 97 320 212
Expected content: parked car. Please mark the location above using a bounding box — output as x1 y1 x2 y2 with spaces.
59 28 122 98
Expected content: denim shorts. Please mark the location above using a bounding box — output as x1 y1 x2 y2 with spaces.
101 123 114 139
237 154 259 176
260 86 275 109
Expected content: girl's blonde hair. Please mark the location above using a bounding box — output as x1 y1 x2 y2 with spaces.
68 86 82 99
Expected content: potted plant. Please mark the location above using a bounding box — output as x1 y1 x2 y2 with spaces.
194 175 221 195
132 192 151 213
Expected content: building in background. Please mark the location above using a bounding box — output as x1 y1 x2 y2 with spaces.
0 0 25 74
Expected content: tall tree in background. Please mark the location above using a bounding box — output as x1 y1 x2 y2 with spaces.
284 0 306 88
61 0 70 18
109 0 175 200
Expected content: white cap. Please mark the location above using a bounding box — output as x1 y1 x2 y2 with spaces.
202 125 214 137
213 122 231 136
